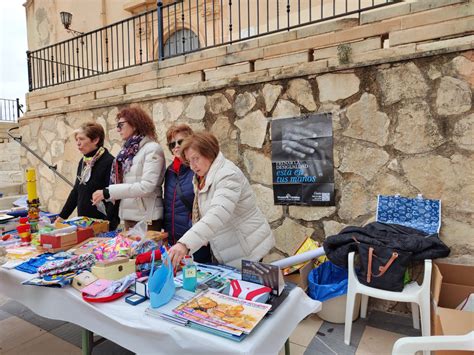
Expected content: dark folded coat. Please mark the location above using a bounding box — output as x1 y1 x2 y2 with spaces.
323 222 450 268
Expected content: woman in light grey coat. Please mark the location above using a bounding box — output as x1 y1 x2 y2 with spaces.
168 132 275 269
92 106 165 230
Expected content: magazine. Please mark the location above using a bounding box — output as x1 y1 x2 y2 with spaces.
174 263 233 287
145 288 195 326
174 290 271 334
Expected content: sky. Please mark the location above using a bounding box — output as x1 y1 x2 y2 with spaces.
0 0 28 110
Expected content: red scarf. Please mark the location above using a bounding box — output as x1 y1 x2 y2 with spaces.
172 157 182 173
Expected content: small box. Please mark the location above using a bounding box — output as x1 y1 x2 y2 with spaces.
72 271 98 291
431 262 474 355
91 258 136 280
77 227 94 243
283 261 313 290
40 231 78 250
91 220 109 235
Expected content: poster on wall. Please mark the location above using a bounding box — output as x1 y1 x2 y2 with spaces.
271 113 334 206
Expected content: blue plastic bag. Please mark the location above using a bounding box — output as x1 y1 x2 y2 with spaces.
308 261 348 302
148 251 175 309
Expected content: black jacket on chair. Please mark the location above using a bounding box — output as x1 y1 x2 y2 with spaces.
323 222 450 268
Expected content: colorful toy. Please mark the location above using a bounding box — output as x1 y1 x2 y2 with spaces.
16 217 32 244
26 168 40 233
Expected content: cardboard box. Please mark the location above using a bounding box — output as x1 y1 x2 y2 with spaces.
91 258 136 280
40 231 78 250
91 220 109 235
431 262 474 355
283 261 313 290
77 227 94 243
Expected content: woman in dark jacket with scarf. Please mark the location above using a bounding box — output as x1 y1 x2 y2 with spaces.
164 124 211 263
57 122 119 229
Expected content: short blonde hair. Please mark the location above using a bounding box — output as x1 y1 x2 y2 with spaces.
166 123 194 144
180 131 220 164
74 122 105 147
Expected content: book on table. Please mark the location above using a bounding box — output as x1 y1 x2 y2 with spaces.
173 290 271 334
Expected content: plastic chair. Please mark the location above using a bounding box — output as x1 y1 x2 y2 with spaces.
344 252 432 346
392 331 474 355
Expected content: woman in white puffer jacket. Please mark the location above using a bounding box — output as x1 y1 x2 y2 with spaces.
92 106 166 230
168 132 275 269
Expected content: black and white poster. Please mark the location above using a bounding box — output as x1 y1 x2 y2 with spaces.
271 113 334 206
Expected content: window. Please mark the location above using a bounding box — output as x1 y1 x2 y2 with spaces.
163 29 200 57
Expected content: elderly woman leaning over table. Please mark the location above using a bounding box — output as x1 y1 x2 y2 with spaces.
167 131 275 269
92 106 166 231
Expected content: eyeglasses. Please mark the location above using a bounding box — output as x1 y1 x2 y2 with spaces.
168 139 184 150
116 121 127 130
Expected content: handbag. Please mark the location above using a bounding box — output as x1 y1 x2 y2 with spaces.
356 242 412 292
148 251 175 309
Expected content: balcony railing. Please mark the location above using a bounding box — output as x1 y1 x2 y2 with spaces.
27 0 397 91
0 98 22 123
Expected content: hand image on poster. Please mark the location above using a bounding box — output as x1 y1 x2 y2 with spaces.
271 113 334 206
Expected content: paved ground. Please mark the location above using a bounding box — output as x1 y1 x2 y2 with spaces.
0 293 419 354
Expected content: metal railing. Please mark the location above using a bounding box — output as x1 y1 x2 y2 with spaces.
0 98 22 123
27 0 397 91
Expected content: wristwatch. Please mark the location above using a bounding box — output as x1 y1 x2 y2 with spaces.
103 187 110 200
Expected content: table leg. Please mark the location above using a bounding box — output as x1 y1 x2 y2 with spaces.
82 328 93 355
285 338 291 355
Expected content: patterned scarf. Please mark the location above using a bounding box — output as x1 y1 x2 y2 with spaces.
191 176 206 224
110 135 144 184
78 147 105 185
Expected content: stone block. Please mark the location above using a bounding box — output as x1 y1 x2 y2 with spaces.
227 38 260 54
126 79 159 94
313 37 382 61
296 18 359 39
263 36 320 58
185 46 227 63
274 218 314 256
286 78 317 111
317 72 360 102
360 3 411 24
402 2 474 30
29 101 46 111
242 150 272 185
262 84 283 113
174 57 218 76
233 92 256 117
409 0 468 13
69 92 95 104
255 51 309 71
258 30 297 48
224 47 264 65
204 62 252 81
235 110 268 148
453 113 474 151
161 71 203 87
47 97 69 108
158 55 186 69
288 206 336 222
416 34 474 52
390 17 474 47
436 76 472 116
95 86 125 99
252 184 283 223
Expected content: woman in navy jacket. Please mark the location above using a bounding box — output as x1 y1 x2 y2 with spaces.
163 124 211 263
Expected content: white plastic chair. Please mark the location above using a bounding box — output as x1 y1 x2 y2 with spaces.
344 252 432 346
392 331 474 355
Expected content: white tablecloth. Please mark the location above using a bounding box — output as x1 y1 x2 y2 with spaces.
0 269 321 354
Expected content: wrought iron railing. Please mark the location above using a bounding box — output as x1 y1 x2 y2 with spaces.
0 98 22 123
27 0 397 91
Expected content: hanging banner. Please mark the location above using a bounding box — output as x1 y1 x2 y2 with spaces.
271 113 334 206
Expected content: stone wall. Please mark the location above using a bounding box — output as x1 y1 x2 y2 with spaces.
19 49 473 265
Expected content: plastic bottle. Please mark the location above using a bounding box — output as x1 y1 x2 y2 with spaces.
182 256 197 292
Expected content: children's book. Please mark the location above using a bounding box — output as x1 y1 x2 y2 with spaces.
174 290 271 334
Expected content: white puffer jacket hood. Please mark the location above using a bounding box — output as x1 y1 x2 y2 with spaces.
179 152 275 269
108 137 166 223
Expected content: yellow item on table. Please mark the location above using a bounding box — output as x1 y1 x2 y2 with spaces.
25 168 38 201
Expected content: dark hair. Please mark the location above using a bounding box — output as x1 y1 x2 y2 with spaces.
180 131 220 164
116 106 157 141
166 123 194 144
74 122 105 147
